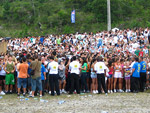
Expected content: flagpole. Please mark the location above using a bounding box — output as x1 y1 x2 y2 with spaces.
107 0 111 31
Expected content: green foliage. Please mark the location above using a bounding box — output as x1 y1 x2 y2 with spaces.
0 0 150 37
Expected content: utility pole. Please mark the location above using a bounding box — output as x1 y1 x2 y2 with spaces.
107 0 111 31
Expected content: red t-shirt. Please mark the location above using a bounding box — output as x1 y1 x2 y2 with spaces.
139 51 143 57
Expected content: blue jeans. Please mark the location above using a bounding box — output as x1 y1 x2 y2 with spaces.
31 77 42 91
17 78 27 88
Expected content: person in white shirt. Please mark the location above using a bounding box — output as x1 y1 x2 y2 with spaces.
48 56 60 96
94 56 108 95
69 56 80 94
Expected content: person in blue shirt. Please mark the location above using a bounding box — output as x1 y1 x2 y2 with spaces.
139 57 147 92
131 57 141 93
27 57 32 94
41 63 46 96
40 36 44 44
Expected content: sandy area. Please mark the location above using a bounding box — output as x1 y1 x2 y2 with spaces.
0 93 150 113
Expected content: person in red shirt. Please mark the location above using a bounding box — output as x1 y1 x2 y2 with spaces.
139 49 143 57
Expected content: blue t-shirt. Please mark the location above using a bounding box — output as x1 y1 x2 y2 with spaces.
40 37 44 43
28 62 32 76
132 62 141 78
41 64 46 80
140 61 147 73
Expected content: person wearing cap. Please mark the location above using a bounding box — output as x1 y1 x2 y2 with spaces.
94 56 108 95
69 56 80 94
48 56 60 96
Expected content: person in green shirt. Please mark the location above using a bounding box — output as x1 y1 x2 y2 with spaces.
80 57 88 93
4 55 15 94
56 36 61 45
134 48 140 56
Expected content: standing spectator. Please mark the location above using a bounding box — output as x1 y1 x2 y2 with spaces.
135 48 140 56
0 59 6 95
124 61 131 92
107 60 114 93
29 55 42 97
80 57 88 93
58 60 66 94
131 57 141 93
48 56 60 96
27 57 32 94
69 56 80 94
17 57 28 96
94 56 108 95
4 55 15 94
41 63 46 96
139 57 147 92
139 49 144 57
90 59 98 94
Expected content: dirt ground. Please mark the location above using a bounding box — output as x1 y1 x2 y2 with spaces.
0 92 150 113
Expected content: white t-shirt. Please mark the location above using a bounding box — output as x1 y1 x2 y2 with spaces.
94 62 107 74
48 61 58 74
69 61 80 75
114 36 118 44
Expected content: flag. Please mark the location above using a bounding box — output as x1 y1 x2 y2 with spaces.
71 10 75 23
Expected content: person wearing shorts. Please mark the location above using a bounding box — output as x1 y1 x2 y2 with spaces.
90 59 98 94
17 57 29 96
107 60 114 93
114 59 123 93
4 55 15 94
0 60 6 95
124 61 131 92
58 60 66 94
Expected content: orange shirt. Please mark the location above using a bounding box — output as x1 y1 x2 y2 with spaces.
18 63 28 78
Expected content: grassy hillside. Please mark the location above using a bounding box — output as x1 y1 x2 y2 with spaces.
0 0 150 37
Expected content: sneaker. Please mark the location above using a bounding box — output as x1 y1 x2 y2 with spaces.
114 89 116 93
40 95 42 97
105 93 108 96
93 90 96 94
28 95 34 98
95 90 98 93
128 89 131 92
9 91 12 94
0 91 5 95
62 89 67 94
49 91 51 94
17 93 20 96
125 90 128 93
60 90 62 94
23 93 26 97
110 90 113 93
108 90 110 93
119 89 124 93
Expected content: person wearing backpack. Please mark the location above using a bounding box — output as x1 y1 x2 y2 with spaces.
29 55 42 97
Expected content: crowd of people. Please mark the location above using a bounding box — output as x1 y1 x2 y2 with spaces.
0 27 150 97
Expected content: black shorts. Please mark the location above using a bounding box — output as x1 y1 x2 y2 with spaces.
0 76 5 80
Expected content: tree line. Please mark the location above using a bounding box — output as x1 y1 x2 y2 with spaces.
0 0 150 37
